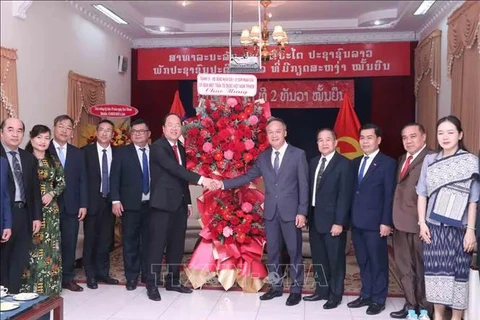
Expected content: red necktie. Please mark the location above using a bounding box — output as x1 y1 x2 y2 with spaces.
400 155 413 179
172 144 180 164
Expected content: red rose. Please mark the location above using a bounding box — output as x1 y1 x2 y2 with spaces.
251 227 260 235
186 161 196 170
234 104 243 112
243 153 254 162
235 210 244 218
235 142 245 152
235 160 244 169
234 130 244 140
199 164 212 176
188 127 200 137
238 112 248 121
258 133 267 144
211 111 221 120
243 129 253 139
244 106 253 114
225 237 234 244
252 213 261 222
244 215 253 223
230 216 240 225
233 152 242 161
236 233 246 243
213 151 223 161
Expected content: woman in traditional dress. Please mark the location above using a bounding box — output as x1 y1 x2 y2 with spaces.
21 125 65 296
417 115 478 320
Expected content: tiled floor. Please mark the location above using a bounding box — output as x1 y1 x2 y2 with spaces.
59 284 405 320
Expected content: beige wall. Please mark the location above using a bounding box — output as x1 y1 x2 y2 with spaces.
1 1 131 144
418 1 464 119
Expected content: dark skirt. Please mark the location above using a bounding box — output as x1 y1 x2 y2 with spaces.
423 223 472 310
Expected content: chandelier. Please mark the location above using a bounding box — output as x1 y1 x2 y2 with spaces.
240 0 288 62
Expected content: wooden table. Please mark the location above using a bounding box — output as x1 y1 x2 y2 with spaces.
11 296 63 320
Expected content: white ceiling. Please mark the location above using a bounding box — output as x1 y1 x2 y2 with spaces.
66 0 463 46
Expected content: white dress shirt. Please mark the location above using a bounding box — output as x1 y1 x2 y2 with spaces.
271 142 289 168
135 144 150 201
400 144 426 172
358 148 380 177
52 139 68 159
312 151 336 206
96 142 112 193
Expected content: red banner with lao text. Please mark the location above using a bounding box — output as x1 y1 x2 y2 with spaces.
193 80 354 109
138 42 410 80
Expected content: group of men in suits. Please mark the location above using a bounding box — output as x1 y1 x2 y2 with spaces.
205 120 434 318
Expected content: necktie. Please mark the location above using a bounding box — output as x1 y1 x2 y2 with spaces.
172 144 180 164
273 151 280 174
140 148 149 195
315 157 327 191
400 155 413 179
358 156 369 184
9 151 25 201
101 149 109 197
57 146 66 167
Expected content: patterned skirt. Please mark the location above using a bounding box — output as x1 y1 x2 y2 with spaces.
423 223 472 310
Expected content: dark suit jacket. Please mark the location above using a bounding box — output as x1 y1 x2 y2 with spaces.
0 145 42 228
110 143 148 211
149 136 200 212
82 143 118 215
49 142 88 215
1 156 12 232
392 147 432 233
224 144 309 222
351 151 397 231
309 152 353 233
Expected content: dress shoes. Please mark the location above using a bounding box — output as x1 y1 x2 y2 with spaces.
147 286 161 301
86 278 98 289
96 276 119 285
126 280 137 291
259 288 283 301
323 299 341 309
62 280 84 292
390 305 411 318
165 284 193 294
303 293 328 302
285 293 302 306
366 303 385 315
347 296 372 308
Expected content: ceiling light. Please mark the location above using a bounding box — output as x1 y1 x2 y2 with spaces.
180 1 190 6
92 4 128 24
240 0 288 62
373 20 381 25
159 26 166 32
414 0 436 16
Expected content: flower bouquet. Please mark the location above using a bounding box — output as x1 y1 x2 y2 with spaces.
184 97 270 292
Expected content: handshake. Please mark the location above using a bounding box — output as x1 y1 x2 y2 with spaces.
201 177 223 191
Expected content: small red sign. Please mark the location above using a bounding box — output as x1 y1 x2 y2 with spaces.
88 104 138 118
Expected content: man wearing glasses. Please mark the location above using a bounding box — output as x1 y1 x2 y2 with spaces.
111 119 151 291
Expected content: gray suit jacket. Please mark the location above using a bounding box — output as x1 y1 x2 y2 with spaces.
223 144 309 222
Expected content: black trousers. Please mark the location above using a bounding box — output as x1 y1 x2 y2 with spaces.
83 197 114 279
0 206 30 293
146 202 188 287
59 211 80 284
121 201 149 282
308 221 347 302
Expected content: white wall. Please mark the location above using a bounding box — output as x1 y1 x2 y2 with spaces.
1 1 131 141
419 1 464 118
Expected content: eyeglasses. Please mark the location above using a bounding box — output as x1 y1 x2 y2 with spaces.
131 129 149 135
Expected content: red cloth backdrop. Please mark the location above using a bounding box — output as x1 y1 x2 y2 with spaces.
131 42 416 159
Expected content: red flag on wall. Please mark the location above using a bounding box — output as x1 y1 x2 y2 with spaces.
169 90 186 119
333 93 363 159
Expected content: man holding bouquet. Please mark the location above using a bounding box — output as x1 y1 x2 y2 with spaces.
209 117 309 306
